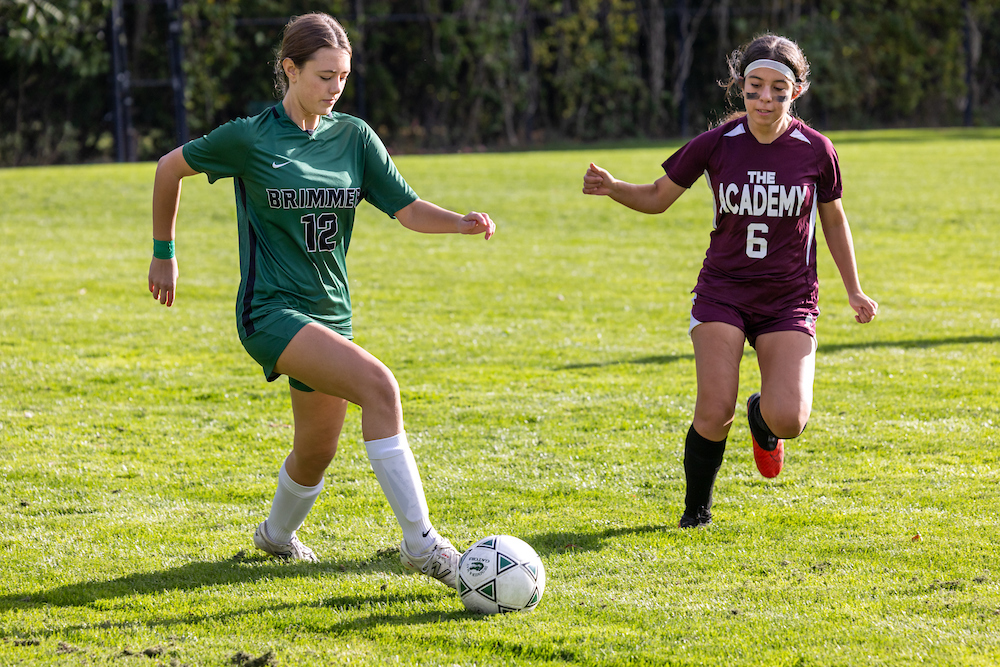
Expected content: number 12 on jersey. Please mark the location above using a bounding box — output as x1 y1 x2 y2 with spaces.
301 212 339 252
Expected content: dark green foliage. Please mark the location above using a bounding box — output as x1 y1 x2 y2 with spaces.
0 0 112 164
2 0 999 165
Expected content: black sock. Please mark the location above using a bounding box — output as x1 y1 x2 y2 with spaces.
747 393 779 451
683 424 727 513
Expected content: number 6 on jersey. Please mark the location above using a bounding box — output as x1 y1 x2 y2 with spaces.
746 222 769 259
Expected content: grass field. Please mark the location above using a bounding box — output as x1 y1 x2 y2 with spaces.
1 127 998 666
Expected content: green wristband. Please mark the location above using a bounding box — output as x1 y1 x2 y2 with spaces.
153 239 175 260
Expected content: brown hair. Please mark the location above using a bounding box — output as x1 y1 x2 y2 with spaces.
273 13 352 96
718 33 811 123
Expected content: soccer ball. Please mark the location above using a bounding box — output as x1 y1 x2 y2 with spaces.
457 535 545 614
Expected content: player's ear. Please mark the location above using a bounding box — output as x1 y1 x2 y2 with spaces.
791 82 803 100
282 57 298 84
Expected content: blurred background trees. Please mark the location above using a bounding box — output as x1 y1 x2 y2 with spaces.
1 0 997 166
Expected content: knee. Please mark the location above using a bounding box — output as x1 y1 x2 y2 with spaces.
694 401 736 437
297 444 337 472
764 403 810 439
287 437 338 483
364 364 401 411
293 424 340 468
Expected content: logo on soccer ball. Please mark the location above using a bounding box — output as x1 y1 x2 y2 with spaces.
468 562 486 574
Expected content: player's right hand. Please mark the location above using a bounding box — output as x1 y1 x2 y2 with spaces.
148 257 179 307
582 162 616 196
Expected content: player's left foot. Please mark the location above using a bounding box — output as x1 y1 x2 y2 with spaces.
400 536 459 589
752 434 784 478
747 392 784 478
678 506 712 528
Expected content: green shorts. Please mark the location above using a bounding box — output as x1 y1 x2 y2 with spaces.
240 308 352 393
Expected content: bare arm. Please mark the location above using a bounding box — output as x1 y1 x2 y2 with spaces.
818 198 878 324
394 198 495 240
148 146 199 307
582 162 687 214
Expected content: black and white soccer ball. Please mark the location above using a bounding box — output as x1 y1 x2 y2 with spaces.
457 535 545 614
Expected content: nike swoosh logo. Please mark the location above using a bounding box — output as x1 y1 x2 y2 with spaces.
271 160 292 169
422 529 433 538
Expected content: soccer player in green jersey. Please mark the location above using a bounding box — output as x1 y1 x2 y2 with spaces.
147 13 494 588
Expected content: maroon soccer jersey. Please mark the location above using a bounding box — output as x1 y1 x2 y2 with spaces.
663 116 842 316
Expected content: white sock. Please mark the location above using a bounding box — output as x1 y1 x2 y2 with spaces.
365 432 438 554
265 461 324 545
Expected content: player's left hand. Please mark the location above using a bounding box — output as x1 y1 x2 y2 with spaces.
459 211 496 240
850 292 878 324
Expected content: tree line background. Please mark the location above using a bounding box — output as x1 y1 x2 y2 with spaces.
2 0 998 166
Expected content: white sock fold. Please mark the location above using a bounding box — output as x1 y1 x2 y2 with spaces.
365 432 437 554
265 461 324 545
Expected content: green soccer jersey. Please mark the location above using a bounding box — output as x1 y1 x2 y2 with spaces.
182 103 418 340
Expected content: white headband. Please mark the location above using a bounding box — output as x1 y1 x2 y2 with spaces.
743 58 796 82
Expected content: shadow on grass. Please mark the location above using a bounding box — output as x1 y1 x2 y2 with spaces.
4 593 470 649
526 523 671 556
6 526 674 607
558 352 695 370
315 596 470 631
557 335 999 370
3 550 482 644
0 549 405 610
817 334 1000 354
2 527 689 641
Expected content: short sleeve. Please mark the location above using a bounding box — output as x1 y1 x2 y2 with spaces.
815 136 843 203
662 131 717 189
358 124 419 217
182 118 254 183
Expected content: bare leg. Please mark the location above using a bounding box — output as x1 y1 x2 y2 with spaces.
257 388 346 550
754 330 816 439
286 387 348 486
274 323 403 441
680 322 746 526
691 322 746 441
269 323 452 575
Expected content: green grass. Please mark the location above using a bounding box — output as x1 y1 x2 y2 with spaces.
1 127 998 665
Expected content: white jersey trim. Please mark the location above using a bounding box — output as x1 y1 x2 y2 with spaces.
790 128 812 144
805 184 818 265
703 169 719 229
724 123 747 138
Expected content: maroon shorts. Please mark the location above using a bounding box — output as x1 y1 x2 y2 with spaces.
689 293 819 348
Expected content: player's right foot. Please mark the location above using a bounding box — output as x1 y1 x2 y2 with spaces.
253 521 318 562
747 392 784 478
400 536 459 589
678 506 712 528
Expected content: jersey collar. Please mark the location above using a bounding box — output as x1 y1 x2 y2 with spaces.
271 103 333 139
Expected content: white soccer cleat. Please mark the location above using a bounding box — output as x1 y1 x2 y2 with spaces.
253 521 318 563
399 536 459 589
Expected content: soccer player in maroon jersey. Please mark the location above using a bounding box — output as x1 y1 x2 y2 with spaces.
582 34 878 528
